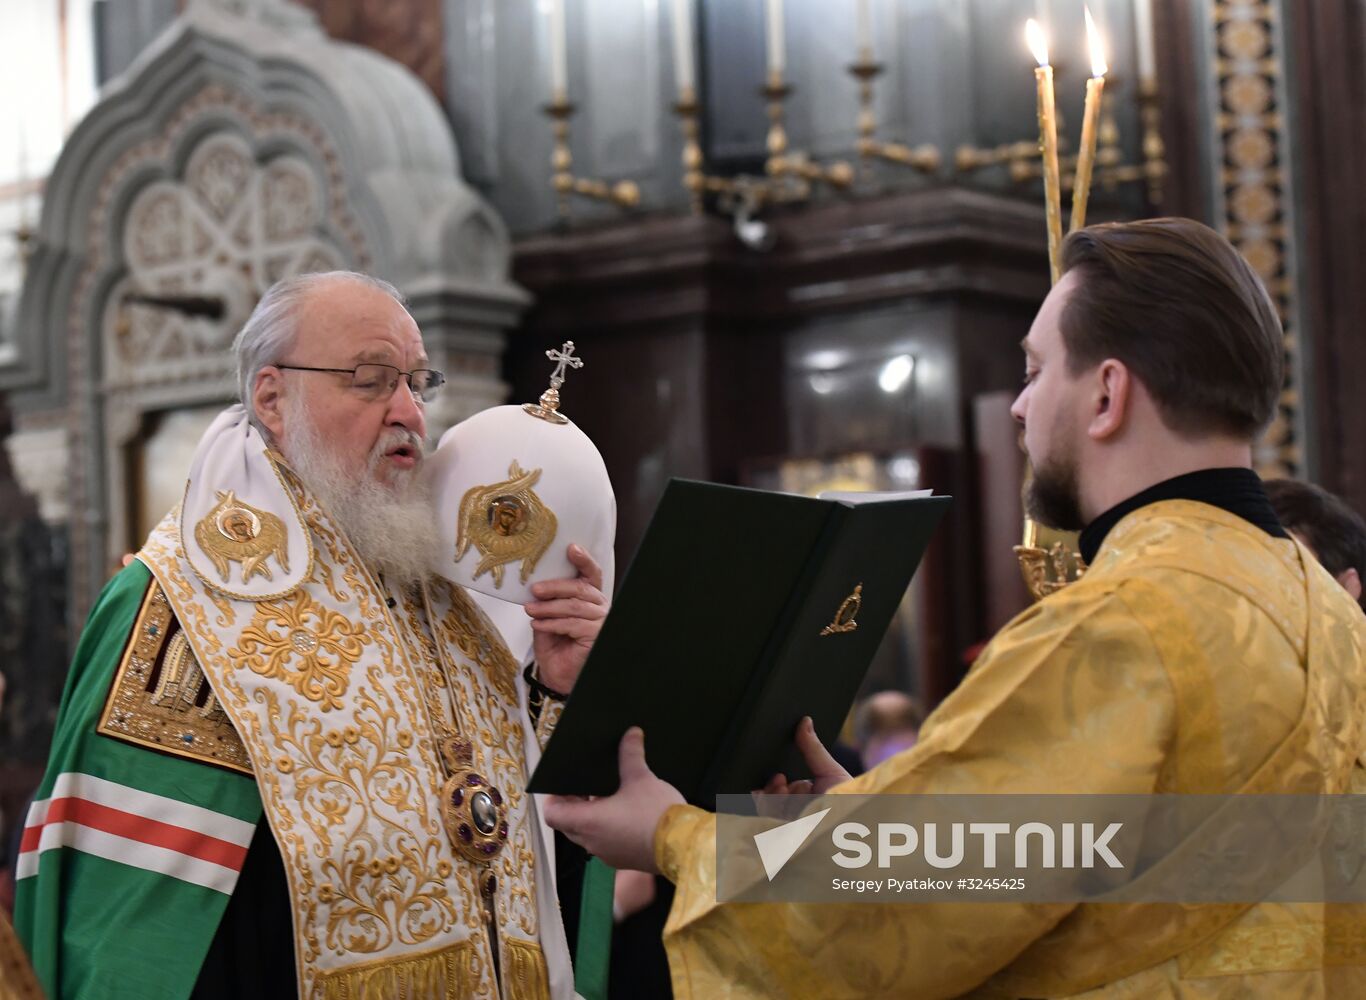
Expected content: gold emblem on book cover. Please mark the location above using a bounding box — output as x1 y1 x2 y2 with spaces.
820 583 863 636
454 461 558 588
194 490 289 584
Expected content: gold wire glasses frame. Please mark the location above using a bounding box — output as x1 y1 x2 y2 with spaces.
275 363 447 403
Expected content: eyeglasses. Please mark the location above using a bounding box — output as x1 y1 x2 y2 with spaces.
275 363 447 403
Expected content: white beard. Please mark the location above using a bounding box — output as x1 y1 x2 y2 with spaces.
282 395 436 587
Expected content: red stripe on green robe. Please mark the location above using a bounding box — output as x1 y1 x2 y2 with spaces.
13 562 265 1000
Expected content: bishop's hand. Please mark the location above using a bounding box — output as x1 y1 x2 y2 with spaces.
543 727 684 873
526 543 608 694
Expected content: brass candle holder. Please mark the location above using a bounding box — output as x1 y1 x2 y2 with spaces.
672 87 750 214
762 72 855 194
543 95 641 219
848 53 940 178
1014 536 1088 600
1095 77 1166 205
956 78 1167 211
670 77 855 215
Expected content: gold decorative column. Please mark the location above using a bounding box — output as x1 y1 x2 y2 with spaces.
1207 0 1302 476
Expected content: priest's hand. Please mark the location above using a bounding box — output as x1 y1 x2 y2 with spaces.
760 716 853 797
543 727 684 874
527 544 608 694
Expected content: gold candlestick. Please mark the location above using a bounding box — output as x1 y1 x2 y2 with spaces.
1136 77 1167 206
762 72 854 192
674 87 707 214
1069 7 1108 232
543 96 641 219
672 87 749 213
848 55 940 177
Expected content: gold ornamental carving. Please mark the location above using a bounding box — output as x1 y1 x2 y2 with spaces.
1210 0 1301 477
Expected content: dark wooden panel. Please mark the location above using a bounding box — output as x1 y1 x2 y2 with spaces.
512 187 1051 702
1153 0 1210 221
1287 0 1366 513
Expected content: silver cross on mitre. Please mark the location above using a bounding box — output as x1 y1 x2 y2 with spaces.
545 341 584 389
523 341 586 425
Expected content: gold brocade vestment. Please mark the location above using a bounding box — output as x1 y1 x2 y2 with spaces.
136 462 558 1000
656 501 1366 998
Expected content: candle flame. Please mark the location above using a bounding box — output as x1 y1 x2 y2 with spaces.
1085 7 1108 78
1025 19 1049 68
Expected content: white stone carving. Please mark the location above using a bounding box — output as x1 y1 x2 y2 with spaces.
5 427 70 524
11 0 529 619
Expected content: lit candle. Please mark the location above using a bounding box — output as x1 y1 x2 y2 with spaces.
766 0 785 80
1070 7 1108 233
856 0 872 59
548 0 568 99
1133 0 1156 83
1027 19 1064 284
671 0 695 94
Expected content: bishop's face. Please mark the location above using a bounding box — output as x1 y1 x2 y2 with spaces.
1010 272 1092 531
273 280 429 491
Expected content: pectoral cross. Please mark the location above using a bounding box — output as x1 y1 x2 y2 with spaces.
545 341 584 389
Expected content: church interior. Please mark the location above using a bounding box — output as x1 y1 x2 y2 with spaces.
0 0 1362 962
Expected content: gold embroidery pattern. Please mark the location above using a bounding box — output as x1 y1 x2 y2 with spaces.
149 522 481 996
503 939 552 1000
435 585 520 707
259 672 460 958
193 489 290 584
231 591 368 711
454 461 558 589
316 938 484 999
97 578 252 774
429 582 540 938
141 489 549 1000
534 698 564 753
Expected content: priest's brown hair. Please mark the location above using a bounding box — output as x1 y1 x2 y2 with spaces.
1060 217 1284 439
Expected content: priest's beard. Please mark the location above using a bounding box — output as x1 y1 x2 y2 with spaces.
1024 438 1085 532
282 394 436 587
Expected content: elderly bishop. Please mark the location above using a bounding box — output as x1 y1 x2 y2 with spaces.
14 272 609 999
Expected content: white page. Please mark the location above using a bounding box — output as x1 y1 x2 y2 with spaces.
818 488 934 505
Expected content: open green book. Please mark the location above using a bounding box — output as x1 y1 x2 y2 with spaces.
527 479 951 806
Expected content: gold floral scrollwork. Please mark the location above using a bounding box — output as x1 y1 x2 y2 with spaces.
230 591 368 711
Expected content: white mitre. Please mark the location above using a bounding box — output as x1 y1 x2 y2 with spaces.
428 342 616 611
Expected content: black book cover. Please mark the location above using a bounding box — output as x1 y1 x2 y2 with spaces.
527 479 950 806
